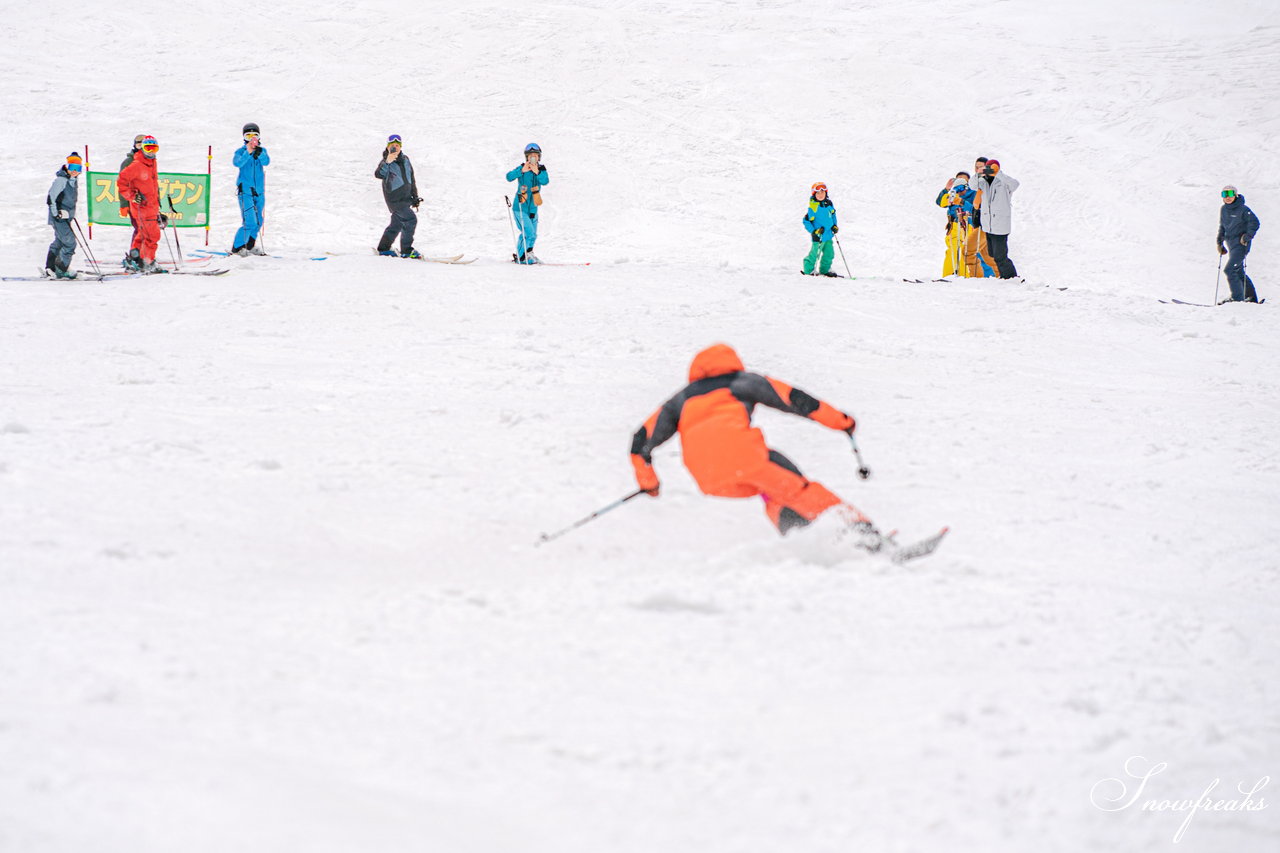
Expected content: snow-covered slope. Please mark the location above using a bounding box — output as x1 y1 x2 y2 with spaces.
1 2 1278 852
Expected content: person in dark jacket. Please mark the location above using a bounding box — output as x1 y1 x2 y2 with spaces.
232 122 270 256
374 134 422 259
46 152 82 279
1217 185 1261 303
118 134 145 267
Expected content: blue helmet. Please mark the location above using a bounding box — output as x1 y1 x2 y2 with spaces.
524 142 541 155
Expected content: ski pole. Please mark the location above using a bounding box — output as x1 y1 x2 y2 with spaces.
536 489 646 546
1214 251 1223 306
504 195 519 260
166 196 182 268
848 432 871 480
70 218 101 275
835 237 853 278
160 215 179 270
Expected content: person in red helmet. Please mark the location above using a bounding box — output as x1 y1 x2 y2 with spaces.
630 343 883 546
117 135 163 272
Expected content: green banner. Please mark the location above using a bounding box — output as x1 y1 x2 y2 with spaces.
85 171 210 228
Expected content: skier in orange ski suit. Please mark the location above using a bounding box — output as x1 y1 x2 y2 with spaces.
630 343 876 535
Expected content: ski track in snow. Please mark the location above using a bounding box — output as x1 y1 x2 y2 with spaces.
1 2 1279 852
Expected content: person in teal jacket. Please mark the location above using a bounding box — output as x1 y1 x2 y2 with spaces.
506 142 549 263
802 182 838 276
232 122 270 255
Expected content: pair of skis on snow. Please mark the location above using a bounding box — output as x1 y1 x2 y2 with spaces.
2 266 229 282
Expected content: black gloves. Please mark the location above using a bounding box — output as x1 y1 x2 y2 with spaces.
831 225 839 235
251 147 262 159
133 192 146 205
158 213 169 227
1240 235 1250 247
811 231 821 243
412 196 423 209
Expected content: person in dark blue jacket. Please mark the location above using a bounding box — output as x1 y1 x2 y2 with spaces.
1217 185 1261 303
506 143 549 263
374 134 422 258
232 122 270 256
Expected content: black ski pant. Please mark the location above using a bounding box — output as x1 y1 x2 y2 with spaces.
47 219 76 272
1225 242 1258 302
378 202 417 254
984 232 1018 279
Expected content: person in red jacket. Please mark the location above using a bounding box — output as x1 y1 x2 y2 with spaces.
117 135 163 272
630 343 884 547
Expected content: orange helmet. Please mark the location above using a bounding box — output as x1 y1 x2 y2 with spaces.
811 182 828 194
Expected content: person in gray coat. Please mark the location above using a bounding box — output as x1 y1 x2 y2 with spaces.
974 159 1020 279
45 152 83 279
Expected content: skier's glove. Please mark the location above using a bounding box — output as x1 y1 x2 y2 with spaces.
831 225 839 235
1218 244 1228 255
133 192 146 205
158 213 169 228
1240 235 1250 247
815 226 825 237
412 196 423 209
811 231 821 243
251 147 262 159
55 209 70 220
632 457 660 497
842 415 856 434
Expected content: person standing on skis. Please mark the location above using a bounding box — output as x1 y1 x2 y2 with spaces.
936 172 977 277
506 143 548 264
374 134 422 259
629 343 884 549
964 156 997 278
117 135 164 273
117 134 145 265
1217 185 1261 303
802 182 838 276
45 152 82 279
231 122 270 256
974 158 1019 279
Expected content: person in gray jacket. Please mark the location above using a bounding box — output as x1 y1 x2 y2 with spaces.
974 159 1020 279
45 152 83 279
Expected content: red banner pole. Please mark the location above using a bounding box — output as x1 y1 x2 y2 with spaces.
85 144 92 239
206 145 212 246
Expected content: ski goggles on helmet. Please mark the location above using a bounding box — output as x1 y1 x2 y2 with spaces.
387 134 403 145
67 162 83 173
141 143 159 154
811 182 828 194
1221 189 1237 198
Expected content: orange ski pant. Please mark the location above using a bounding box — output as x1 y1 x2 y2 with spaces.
702 449 856 534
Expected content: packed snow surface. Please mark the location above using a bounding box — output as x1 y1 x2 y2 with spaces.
1 1 1278 851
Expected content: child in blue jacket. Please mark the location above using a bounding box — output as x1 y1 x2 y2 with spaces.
802 182 838 276
506 143 549 263
232 122 270 255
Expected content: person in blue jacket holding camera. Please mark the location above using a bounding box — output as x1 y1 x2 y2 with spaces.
232 122 270 256
506 143 549 264
802 182 838 276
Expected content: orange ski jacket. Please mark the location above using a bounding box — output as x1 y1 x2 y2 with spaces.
630 344 855 494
